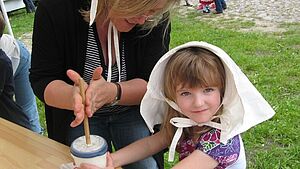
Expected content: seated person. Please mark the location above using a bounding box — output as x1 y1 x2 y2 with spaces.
0 11 42 133
0 41 30 129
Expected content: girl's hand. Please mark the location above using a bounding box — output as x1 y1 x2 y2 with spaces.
77 152 115 169
85 67 117 116
66 69 88 127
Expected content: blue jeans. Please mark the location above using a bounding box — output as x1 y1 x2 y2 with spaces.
14 40 42 133
215 0 226 12
66 107 159 169
22 0 36 13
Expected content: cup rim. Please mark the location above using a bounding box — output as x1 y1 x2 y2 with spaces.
70 135 108 158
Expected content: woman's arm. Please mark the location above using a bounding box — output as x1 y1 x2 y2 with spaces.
117 78 147 105
112 131 168 168
44 80 78 110
172 150 218 169
82 67 147 118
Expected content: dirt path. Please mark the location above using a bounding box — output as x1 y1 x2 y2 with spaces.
21 0 300 50
181 0 300 33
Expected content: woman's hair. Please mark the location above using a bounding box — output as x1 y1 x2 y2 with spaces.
161 47 226 143
80 0 180 29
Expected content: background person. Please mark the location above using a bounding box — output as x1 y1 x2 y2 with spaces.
0 12 31 129
214 0 227 14
30 0 179 168
22 0 36 13
0 11 41 133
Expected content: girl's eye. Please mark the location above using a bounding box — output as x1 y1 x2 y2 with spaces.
203 87 215 93
180 91 191 96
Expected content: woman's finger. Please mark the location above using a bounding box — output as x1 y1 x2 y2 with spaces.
92 67 103 80
70 108 84 127
66 69 82 83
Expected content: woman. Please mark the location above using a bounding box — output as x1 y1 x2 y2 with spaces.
30 0 179 168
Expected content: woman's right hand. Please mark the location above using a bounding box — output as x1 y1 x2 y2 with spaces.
66 69 88 127
66 67 113 127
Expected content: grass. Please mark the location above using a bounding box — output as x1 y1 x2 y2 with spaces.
8 7 300 169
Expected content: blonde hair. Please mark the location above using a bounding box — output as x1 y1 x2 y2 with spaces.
80 0 180 29
161 47 226 143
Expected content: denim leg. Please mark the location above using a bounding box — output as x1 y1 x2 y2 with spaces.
109 108 159 169
215 0 223 12
22 0 36 12
221 0 227 9
14 40 42 133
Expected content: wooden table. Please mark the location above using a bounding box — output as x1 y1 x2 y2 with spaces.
0 117 73 169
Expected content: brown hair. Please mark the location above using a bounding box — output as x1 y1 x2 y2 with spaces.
161 47 226 143
0 11 5 38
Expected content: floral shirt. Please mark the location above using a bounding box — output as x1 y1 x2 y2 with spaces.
176 129 241 169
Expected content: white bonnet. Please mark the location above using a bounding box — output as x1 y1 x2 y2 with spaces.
141 41 275 144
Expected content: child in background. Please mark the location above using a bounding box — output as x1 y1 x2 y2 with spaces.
78 41 275 169
197 0 215 13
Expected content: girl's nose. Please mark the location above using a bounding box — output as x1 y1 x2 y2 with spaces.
193 95 205 107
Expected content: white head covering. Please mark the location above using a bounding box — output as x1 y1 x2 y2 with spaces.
140 41 275 161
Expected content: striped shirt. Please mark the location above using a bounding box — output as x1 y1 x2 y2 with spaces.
83 26 130 115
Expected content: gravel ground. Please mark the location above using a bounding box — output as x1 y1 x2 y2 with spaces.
180 0 300 32
21 0 300 50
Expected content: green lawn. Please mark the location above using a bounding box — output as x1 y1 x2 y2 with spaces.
9 8 300 169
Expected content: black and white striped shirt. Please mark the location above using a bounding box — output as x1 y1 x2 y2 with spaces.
83 26 129 115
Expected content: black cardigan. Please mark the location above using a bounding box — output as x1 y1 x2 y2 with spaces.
30 0 171 144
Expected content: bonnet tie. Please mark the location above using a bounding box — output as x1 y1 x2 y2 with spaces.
165 98 225 161
168 117 223 162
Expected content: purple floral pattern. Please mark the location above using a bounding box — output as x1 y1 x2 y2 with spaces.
176 129 240 169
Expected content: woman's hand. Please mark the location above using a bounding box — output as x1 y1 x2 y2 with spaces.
66 69 88 127
77 152 115 169
66 67 116 127
85 67 117 116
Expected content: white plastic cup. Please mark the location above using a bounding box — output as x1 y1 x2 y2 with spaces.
70 135 108 167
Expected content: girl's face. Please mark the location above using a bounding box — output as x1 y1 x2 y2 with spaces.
175 85 221 123
110 0 167 32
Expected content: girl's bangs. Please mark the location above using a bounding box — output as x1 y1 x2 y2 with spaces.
172 58 222 89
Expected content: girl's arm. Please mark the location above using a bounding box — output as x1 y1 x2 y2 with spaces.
112 131 168 167
172 150 218 169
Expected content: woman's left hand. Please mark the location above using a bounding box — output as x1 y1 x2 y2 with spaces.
84 67 117 116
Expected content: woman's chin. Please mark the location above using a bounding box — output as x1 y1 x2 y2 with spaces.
115 21 136 32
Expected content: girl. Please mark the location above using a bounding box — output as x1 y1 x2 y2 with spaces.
78 41 275 169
